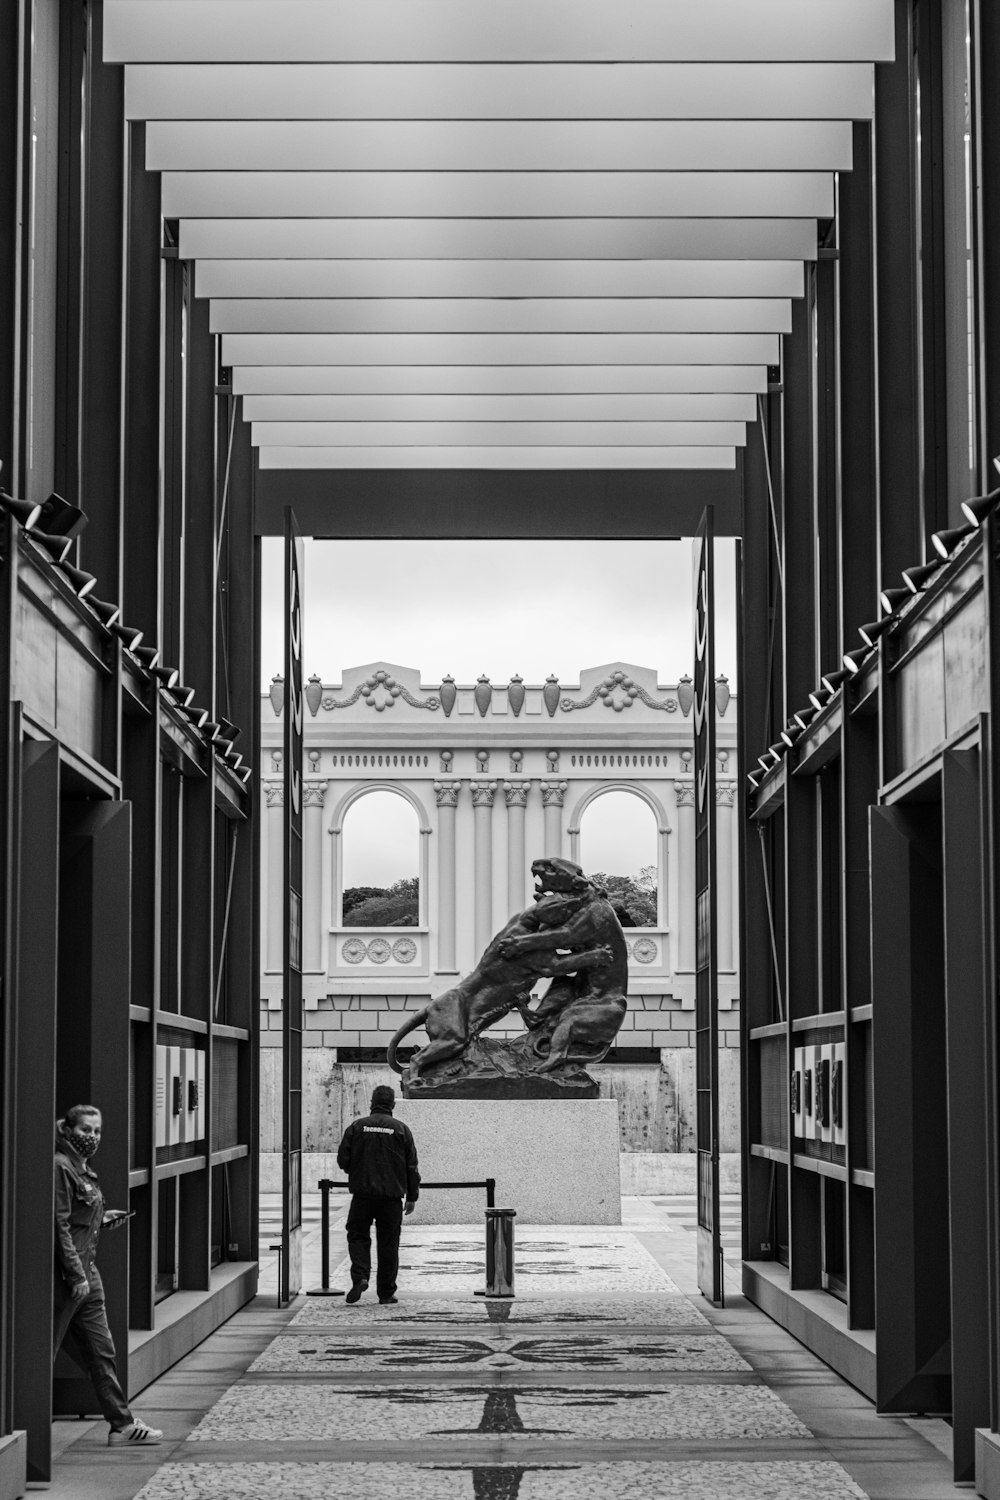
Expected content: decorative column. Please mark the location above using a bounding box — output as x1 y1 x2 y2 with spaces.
716 781 736 974
503 781 531 916
541 781 568 859
265 783 284 972
302 783 327 975
434 781 461 973
674 780 695 973
471 781 498 956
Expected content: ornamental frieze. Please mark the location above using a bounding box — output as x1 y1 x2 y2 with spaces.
322 669 440 713
561 669 677 715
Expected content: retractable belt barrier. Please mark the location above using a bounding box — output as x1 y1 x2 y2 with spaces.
307 1176 514 1298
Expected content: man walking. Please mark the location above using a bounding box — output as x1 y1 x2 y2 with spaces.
337 1084 419 1304
54 1105 163 1446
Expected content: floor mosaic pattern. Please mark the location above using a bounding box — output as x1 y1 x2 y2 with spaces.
189 1381 807 1442
288 1293 710 1328
120 1205 903 1500
251 1331 749 1373
134 1459 870 1500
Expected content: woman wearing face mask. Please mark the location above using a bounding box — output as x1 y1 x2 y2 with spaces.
54 1105 162 1446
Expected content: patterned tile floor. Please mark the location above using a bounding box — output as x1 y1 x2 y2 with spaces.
47 1194 964 1500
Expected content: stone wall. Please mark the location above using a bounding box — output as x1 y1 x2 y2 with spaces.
259 995 742 1170
259 991 740 1071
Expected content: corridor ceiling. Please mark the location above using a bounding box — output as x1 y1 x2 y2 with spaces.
105 1 895 476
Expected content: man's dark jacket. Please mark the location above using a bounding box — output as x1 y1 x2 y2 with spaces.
337 1105 420 1201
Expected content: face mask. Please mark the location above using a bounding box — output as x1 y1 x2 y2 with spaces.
67 1129 100 1160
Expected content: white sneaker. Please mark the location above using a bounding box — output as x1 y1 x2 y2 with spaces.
108 1419 163 1446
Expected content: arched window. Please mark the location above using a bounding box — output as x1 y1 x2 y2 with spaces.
340 790 419 928
579 789 659 927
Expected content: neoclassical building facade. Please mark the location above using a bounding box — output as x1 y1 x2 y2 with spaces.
258 662 740 1182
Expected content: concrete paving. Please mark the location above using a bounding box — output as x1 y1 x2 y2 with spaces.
39 1195 966 1499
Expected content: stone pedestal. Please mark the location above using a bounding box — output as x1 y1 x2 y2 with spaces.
394 1098 621 1225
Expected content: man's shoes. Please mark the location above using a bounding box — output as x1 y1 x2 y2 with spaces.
378 1296 398 1305
108 1420 163 1446
345 1280 369 1304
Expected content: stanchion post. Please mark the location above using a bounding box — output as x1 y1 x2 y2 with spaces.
486 1177 496 1208
481 1207 516 1298
307 1178 345 1297
269 1242 283 1308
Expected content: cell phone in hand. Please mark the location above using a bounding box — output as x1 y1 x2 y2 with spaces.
102 1209 135 1225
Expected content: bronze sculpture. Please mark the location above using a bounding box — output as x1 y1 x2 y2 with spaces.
387 857 628 1098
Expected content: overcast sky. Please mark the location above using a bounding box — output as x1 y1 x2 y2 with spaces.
261 537 738 888
261 537 738 688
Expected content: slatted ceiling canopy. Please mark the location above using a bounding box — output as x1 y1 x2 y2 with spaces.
145 121 856 171
195 264 807 298
259 447 737 471
104 1 894 61
232 367 771 396
125 63 877 121
210 302 794 335
177 220 822 262
104 0 895 479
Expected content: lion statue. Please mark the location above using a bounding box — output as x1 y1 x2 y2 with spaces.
386 856 629 1096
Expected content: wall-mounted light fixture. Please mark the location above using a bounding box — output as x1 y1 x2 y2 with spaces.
878 584 911 615
961 487 1000 528
87 596 121 627
181 703 209 730
779 719 802 749
29 530 74 565
153 665 180 690
820 666 851 694
59 563 97 599
808 684 832 713
930 521 975 560
169 683 197 708
858 616 894 648
792 706 817 732
747 770 762 791
0 490 42 530
902 559 943 593
842 645 872 675
134 645 161 670
111 623 143 651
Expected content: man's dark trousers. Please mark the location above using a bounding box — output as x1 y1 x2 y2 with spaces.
346 1195 404 1297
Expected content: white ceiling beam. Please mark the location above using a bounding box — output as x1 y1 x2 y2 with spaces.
241 393 758 421
256 445 738 470
209 298 793 336
230 365 770 396
179 218 819 261
162 171 835 219
146 120 854 173
197 260 805 299
126 62 874 121
105 1 894 65
250 420 746 446
221 332 780 365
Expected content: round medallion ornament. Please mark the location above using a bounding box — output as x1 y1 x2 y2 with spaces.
367 938 391 964
632 937 658 964
392 937 418 964
342 938 368 964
